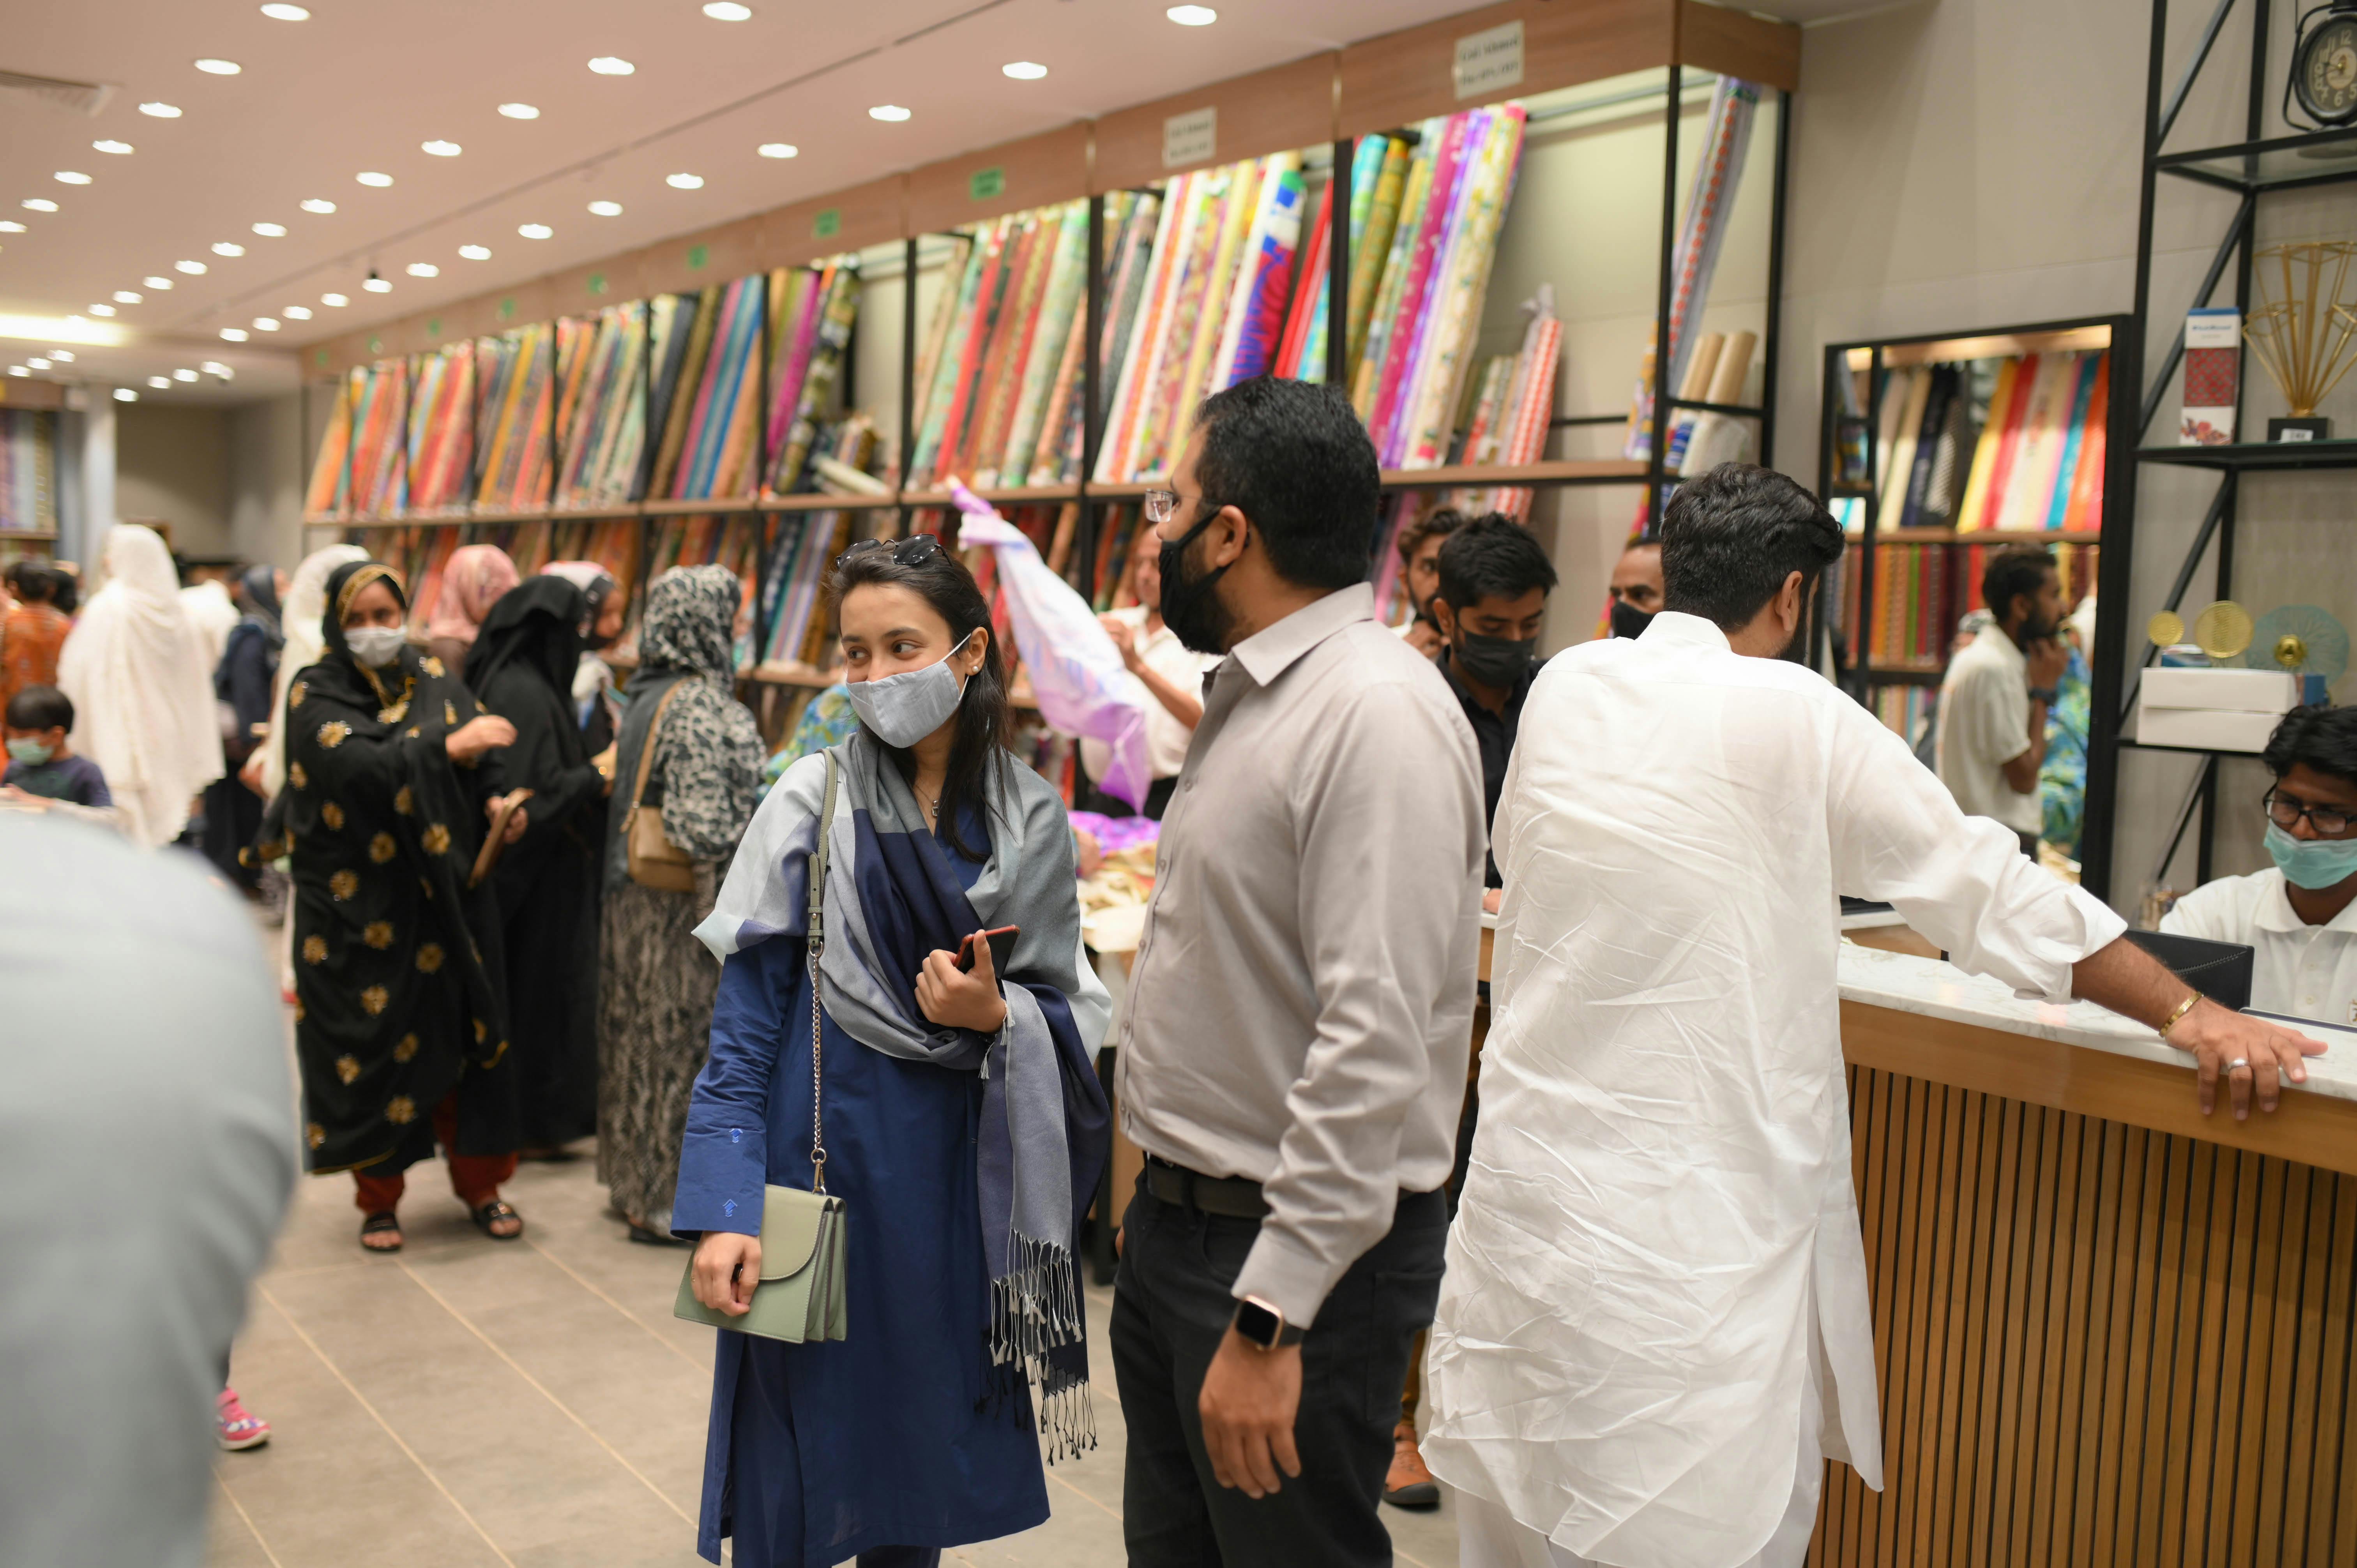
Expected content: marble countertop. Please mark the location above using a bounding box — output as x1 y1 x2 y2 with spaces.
1837 941 2357 1106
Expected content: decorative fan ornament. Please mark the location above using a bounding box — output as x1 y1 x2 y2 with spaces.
2246 603 2351 694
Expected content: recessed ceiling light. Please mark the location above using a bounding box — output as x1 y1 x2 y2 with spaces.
144 275 173 289
88 303 115 316
252 221 286 237
5 367 25 377
299 200 336 216
113 290 141 303
665 172 703 189
175 259 207 274
212 241 245 256
53 172 93 185
174 368 200 382
1166 4 1216 22
868 103 911 122
405 262 438 277
283 304 312 320
1002 61 1048 79
703 1 753 17
587 200 623 216
356 171 393 187
47 351 74 363
26 358 51 370
458 244 491 260
139 101 182 117
587 56 634 75
194 58 242 74
149 375 171 388
253 317 280 331
758 142 798 159
203 362 233 378
498 102 539 119
422 139 461 157
114 387 138 402
93 139 133 155
260 2 309 17
362 275 391 292
320 292 348 306
219 328 248 341
0 221 23 233
22 199 59 213
518 222 553 239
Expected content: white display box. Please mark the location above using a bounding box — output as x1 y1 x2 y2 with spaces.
2137 705 2285 752
2141 665 2300 713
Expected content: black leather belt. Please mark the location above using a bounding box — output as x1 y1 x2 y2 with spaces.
1143 1154 1270 1219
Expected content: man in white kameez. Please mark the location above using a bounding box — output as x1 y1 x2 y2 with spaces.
1421 464 2325 1568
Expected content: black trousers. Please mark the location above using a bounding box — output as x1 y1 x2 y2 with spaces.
1112 1176 1448 1568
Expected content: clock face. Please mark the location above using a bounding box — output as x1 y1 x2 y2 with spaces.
2297 14 2357 124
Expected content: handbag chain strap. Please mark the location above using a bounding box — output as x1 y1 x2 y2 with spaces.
806 750 840 1192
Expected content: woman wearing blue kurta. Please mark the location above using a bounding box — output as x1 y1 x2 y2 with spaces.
677 533 1111 1568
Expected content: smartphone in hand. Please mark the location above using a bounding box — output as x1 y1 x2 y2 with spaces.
956 926 1021 974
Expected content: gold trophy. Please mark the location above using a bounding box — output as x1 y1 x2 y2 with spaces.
2242 239 2357 441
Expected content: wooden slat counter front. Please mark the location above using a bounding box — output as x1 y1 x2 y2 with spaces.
1816 941 2357 1567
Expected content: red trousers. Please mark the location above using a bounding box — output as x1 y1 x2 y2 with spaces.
352 1090 517 1215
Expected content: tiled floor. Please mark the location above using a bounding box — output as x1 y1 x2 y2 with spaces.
208 1149 1462 1567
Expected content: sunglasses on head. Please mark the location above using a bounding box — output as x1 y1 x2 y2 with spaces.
835 534 944 571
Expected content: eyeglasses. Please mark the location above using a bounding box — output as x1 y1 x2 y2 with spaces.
2265 787 2354 838
835 533 943 571
1142 489 1213 525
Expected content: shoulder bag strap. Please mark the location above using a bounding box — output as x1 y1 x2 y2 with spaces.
806 748 840 1192
627 680 689 813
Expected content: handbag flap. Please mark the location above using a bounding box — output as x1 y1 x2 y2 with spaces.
757 1185 830 1279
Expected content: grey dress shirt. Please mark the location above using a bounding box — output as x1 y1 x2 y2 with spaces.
1116 581 1485 1327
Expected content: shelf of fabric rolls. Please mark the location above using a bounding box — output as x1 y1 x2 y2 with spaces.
1808 932 2357 1568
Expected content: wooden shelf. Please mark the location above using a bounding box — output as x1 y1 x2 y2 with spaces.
762 489 894 512
1380 458 1650 489
749 659 845 689
900 482 1081 507
1872 528 2106 545
0 530 60 542
1845 323 2115 371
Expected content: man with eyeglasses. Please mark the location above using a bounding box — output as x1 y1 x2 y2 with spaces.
2162 704 2357 1025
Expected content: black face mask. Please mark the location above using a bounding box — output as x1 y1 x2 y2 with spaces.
1452 630 1538 688
1157 508 1239 656
1610 599 1655 640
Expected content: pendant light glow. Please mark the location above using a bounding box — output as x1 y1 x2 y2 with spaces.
175 259 207 274
113 290 141 303
321 293 348 306
22 200 58 212
194 58 242 74
868 103 911 122
518 222 553 239
458 244 491 260
588 200 623 216
88 304 115 316
212 241 245 256
498 102 539 119
405 262 438 277
1166 5 1217 23
139 102 182 117
260 3 310 17
587 57 634 75
355 171 393 187
144 276 173 289
53 172 92 185
665 172 703 189
253 317 280 331
758 142 798 158
252 222 286 237
300 198 336 213
175 368 200 381
93 140 133 155
422 139 461 157
1002 61 1048 79
114 388 137 402
283 305 311 320
703 1 753 16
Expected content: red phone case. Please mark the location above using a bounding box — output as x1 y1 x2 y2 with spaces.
956 926 1021 972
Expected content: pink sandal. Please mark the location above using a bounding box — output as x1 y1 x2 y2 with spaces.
218 1387 270 1451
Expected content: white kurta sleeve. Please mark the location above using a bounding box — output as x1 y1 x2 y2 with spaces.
1827 696 2124 1001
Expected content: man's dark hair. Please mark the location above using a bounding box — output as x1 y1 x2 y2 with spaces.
1659 464 1845 631
1396 507 1467 568
1193 377 1380 591
4 560 54 604
1437 514 1558 612
5 684 72 732
1981 548 2057 625
2262 704 2357 788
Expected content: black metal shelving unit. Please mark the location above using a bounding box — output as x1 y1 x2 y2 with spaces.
2111 0 2357 901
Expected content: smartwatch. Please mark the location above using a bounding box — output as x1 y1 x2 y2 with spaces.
1233 1295 1305 1351
2027 686 2059 705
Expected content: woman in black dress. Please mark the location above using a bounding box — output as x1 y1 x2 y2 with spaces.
204 564 286 890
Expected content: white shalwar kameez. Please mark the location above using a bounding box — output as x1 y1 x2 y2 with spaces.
1422 612 2126 1568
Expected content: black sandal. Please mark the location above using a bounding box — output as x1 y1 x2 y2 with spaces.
359 1212 403 1252
470 1199 524 1241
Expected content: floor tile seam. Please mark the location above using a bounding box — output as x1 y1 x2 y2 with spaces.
393 1256 699 1528
1043 1462 1123 1524
255 1281 521 1568
214 1473 291 1568
521 1234 709 1374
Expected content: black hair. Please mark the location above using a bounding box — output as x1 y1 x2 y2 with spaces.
1659 463 1845 631
1981 548 2058 625
1436 514 1558 613
6 684 72 732
2263 704 2357 789
1396 506 1468 568
46 567 77 615
825 539 1011 862
4 560 54 605
1192 376 1380 591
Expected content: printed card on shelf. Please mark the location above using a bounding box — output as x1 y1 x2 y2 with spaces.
2180 306 2240 446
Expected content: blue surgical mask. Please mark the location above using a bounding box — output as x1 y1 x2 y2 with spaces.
847 631 975 749
6 738 53 765
2265 821 2357 890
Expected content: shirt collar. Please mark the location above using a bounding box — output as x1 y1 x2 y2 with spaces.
2254 869 2357 934
1228 582 1375 687
1638 610 1732 651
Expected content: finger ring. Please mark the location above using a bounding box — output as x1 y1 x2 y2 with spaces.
2226 1057 2250 1072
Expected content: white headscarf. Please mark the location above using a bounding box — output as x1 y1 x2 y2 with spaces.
179 579 240 669
258 543 369 800
55 524 227 847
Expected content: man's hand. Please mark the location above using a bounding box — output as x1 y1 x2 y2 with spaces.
1482 886 1503 915
1099 611 1145 674
1198 1324 1303 1498
0 783 49 812
691 1231 762 1314
2027 635 2069 692
2168 998 2328 1119
1401 620 1444 659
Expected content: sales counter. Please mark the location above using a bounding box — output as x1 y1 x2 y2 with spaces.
1812 937 2357 1566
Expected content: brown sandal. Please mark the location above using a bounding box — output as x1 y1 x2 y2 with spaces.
470 1199 523 1241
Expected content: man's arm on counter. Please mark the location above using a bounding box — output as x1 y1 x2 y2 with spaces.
2069 938 2326 1120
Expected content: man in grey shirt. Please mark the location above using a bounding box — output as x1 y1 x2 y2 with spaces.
1111 376 1486 1568
0 814 297 1568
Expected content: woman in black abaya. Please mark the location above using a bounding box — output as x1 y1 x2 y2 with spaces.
466 576 612 1156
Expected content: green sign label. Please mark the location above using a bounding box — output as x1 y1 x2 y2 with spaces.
426 317 442 337
587 272 607 296
498 297 517 320
368 336 383 355
687 244 710 270
813 208 841 239
315 348 329 369
968 166 1006 201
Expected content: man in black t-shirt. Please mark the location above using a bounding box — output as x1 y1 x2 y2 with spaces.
1430 515 1558 899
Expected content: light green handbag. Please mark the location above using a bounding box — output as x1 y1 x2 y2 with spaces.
673 751 850 1344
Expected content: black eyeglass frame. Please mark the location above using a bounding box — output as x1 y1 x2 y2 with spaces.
2263 785 2356 839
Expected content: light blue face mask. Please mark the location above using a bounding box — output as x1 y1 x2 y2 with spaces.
6 737 53 765
847 630 975 749
2265 821 2357 890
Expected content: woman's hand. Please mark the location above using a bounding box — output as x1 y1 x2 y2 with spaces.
691 1231 762 1315
445 714 516 764
485 791 531 844
916 931 1011 1034
1098 611 1145 674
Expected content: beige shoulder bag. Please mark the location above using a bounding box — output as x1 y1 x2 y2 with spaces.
625 681 696 892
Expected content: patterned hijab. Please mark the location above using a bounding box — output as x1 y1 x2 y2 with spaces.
425 545 519 648
639 565 740 682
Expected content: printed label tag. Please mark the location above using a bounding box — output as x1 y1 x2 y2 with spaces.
2185 307 2241 349
1455 20 1524 100
587 272 607 296
687 244 710 270
498 297 517 320
426 318 441 337
814 208 841 239
1164 106 1217 168
969 166 1007 201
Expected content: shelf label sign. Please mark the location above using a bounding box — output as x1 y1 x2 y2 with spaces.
687 244 710 270
1454 20 1524 100
427 318 442 337
587 272 607 296
1164 107 1217 169
968 166 1006 201
368 336 383 355
498 297 517 320
315 348 329 369
814 207 841 239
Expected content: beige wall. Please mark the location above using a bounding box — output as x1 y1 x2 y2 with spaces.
113 404 232 559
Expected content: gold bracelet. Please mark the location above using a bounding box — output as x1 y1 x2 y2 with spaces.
2158 992 2200 1042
